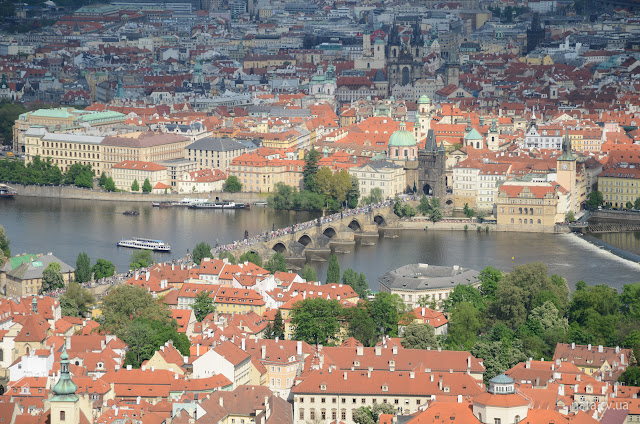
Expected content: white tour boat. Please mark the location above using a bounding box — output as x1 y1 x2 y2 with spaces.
116 237 171 252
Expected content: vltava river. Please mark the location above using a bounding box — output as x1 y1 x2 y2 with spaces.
1 197 639 290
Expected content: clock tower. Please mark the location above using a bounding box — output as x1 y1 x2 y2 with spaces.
556 130 577 213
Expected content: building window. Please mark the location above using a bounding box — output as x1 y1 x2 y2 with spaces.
299 409 304 420
494 419 501 424
60 411 65 421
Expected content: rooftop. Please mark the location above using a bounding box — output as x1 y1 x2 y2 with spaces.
379 264 480 292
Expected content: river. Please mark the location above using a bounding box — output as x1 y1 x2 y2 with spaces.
1 197 639 291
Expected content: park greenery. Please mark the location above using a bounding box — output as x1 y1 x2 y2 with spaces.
360 187 384 206
352 404 395 424
301 264 318 282
223 175 243 192
288 261 640 384
416 195 443 222
267 148 359 211
99 173 116 192
100 285 189 367
264 252 287 273
92 258 115 280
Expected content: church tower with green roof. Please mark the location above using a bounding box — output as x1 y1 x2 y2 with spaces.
50 346 81 424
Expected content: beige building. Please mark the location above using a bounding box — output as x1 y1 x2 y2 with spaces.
229 153 304 193
496 182 569 232
350 160 406 199
378 264 481 311
5 253 74 297
23 130 189 177
453 160 511 211
177 168 226 193
13 107 125 154
598 164 640 208
185 137 250 171
111 161 169 192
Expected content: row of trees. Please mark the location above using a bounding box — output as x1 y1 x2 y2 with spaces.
75 252 115 283
0 157 96 188
268 149 359 211
130 178 153 193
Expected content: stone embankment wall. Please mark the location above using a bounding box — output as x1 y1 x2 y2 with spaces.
399 218 496 231
8 184 268 203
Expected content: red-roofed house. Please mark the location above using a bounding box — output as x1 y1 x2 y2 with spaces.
110 161 169 192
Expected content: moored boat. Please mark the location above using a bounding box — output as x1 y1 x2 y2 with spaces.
0 186 17 198
116 237 171 252
189 201 248 209
123 210 140 216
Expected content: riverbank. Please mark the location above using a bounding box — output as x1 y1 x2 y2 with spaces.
399 218 494 231
9 183 269 203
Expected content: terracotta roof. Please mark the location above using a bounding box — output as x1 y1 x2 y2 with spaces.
112 161 166 171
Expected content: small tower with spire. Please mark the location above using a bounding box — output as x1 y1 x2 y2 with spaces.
487 117 500 151
50 346 81 424
556 128 577 213
31 296 37 315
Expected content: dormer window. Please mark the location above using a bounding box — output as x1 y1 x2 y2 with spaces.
320 384 327 391
382 385 388 392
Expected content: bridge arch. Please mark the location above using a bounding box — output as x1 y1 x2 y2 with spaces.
323 227 337 238
348 219 362 232
298 234 312 247
374 215 386 226
272 242 287 253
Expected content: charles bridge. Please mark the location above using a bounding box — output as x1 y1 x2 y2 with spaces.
227 205 400 261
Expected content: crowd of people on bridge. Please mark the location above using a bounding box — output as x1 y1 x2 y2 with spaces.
212 199 399 256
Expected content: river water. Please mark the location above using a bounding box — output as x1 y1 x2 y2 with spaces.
1 197 639 291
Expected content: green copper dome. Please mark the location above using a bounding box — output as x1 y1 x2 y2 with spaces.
52 347 78 402
388 122 416 147
417 95 431 105
464 128 484 141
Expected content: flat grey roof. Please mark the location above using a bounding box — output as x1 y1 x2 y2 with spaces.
378 264 480 291
186 137 248 152
42 133 104 144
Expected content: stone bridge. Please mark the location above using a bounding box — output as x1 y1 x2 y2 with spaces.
229 205 400 262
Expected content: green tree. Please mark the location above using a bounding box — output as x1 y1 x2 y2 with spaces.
142 178 152 193
41 262 64 293
192 290 216 321
479 266 501 300
401 204 416 218
60 281 95 316
223 175 243 192
192 242 212 265
447 301 482 350
239 251 262 267
101 285 172 337
472 339 528 382
60 296 79 317
301 264 318 282
0 101 26 145
342 268 369 299
344 303 377 347
635 197 640 210
368 187 384 204
272 309 285 339
566 210 576 222
442 284 485 312
347 175 360 208
586 191 603 210
429 207 442 223
303 148 321 192
463 203 475 218
326 254 340 284
619 366 640 386
401 322 437 349
352 404 395 424
123 318 154 367
417 195 431 215
315 167 334 203
103 176 116 192
99 172 107 188
75 252 91 283
291 298 343 346
0 225 10 257
218 251 237 264
370 292 405 338
131 179 140 192
130 250 154 270
64 163 93 188
265 252 287 273
91 258 115 279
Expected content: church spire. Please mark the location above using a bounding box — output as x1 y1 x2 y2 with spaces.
51 345 78 402
558 128 576 161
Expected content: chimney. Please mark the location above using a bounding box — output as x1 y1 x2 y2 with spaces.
356 345 364 356
344 372 347 380
146 271 150 281
421 307 425 317
392 345 398 355
457 395 462 403
242 338 246 351
409 371 415 379
172 263 175 270
136 396 141 405
297 341 302 356
219 397 224 407
467 356 471 369
265 396 271 419
141 365 146 371
576 374 581 381
375 345 381 356
588 344 592 350
535 376 540 387
127 364 132 371
438 378 443 390
430 374 434 382
616 346 621 353
621 353 625 365
367 370 371 378
197 344 200 356
571 342 575 349
275 336 279 343
261 345 266 360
